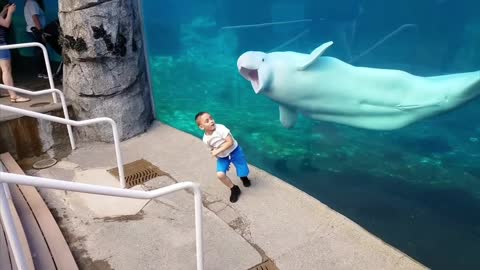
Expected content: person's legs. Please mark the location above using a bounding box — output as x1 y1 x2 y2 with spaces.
28 31 48 77
0 51 7 97
231 147 251 187
217 157 241 202
0 57 30 102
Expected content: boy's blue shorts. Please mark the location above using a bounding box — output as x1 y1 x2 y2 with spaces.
216 146 249 177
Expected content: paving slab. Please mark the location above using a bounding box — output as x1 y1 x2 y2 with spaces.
68 168 150 218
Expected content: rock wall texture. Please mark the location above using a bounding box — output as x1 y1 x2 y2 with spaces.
59 0 153 142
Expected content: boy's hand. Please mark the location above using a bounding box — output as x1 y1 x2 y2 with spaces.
210 149 220 157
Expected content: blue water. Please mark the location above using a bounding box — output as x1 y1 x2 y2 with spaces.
142 1 480 269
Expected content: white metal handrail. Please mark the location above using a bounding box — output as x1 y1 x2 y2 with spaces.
0 104 126 188
0 84 75 150
0 162 11 200
0 172 204 270
0 42 56 102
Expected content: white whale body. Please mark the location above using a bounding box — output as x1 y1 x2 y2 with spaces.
237 41 480 130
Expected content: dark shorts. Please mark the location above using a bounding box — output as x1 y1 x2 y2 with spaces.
216 146 250 177
0 43 11 60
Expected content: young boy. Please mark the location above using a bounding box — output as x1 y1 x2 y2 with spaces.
195 112 251 203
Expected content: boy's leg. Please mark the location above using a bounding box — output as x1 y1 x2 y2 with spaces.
231 147 251 187
217 157 241 203
240 176 251 187
216 171 234 188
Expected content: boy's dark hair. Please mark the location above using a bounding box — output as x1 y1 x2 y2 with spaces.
194 111 207 122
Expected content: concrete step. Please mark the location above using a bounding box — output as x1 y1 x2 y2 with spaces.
0 95 73 160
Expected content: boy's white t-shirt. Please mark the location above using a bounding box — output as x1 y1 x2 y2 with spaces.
24 0 46 32
202 124 238 158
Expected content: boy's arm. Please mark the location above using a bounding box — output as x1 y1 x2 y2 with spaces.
211 134 233 157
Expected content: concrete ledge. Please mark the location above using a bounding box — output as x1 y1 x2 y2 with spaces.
30 121 428 269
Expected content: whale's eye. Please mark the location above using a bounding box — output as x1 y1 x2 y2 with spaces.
262 58 265 62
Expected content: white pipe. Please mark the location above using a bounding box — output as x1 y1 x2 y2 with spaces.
350 24 418 64
221 19 312 30
0 172 204 270
0 184 28 270
0 42 56 103
270 28 310 52
0 84 76 150
0 105 125 188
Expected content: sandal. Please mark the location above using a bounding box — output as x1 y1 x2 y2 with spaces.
10 96 31 103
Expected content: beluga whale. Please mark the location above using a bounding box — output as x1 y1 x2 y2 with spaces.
236 41 480 130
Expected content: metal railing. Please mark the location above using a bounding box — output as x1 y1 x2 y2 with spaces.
0 84 75 150
0 162 11 200
0 42 74 149
0 42 125 187
0 172 204 270
0 104 126 188
0 42 57 102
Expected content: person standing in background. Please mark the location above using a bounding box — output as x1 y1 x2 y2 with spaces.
24 0 48 79
0 2 30 103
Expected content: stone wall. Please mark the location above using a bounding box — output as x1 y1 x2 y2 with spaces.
59 0 153 142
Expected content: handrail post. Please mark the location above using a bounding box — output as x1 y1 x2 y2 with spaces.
0 84 76 150
0 184 28 270
108 119 125 188
56 90 76 150
38 44 56 102
192 184 204 270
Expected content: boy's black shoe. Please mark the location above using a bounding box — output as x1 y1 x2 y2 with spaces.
240 176 251 187
230 185 241 203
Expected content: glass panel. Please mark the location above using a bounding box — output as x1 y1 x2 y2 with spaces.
141 1 480 269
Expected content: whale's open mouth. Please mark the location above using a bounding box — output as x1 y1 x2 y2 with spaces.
239 67 261 93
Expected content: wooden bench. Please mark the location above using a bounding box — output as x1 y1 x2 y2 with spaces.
1 152 78 270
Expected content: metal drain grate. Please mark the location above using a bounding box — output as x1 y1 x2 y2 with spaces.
248 259 278 270
32 158 58 169
108 159 170 188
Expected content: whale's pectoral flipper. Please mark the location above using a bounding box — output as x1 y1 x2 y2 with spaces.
279 105 298 128
297 41 334 71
